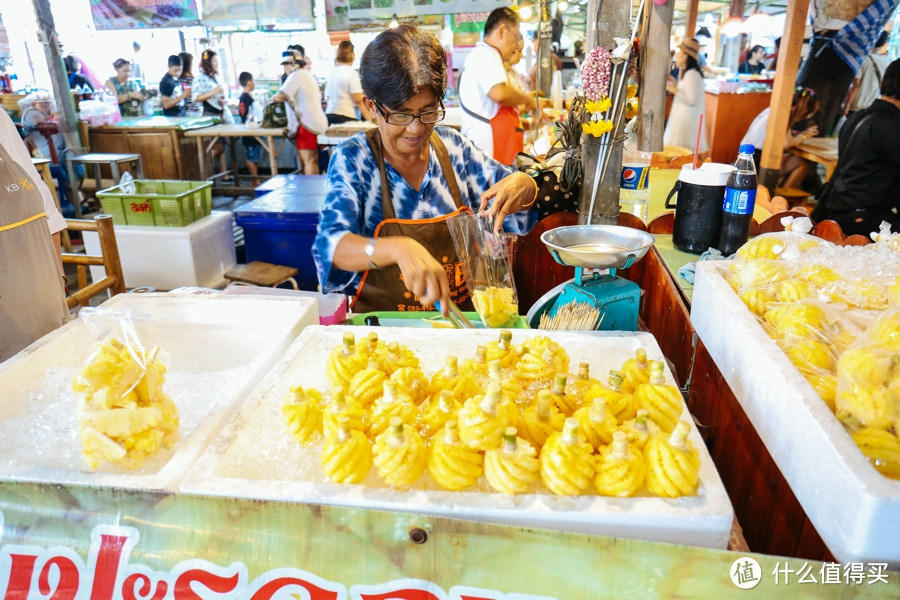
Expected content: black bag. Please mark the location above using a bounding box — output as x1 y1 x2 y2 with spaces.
262 101 288 129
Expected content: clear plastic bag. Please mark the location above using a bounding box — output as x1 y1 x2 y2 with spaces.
72 308 179 470
447 212 519 328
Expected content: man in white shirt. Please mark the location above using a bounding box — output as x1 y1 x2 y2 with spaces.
273 49 328 175
459 7 544 165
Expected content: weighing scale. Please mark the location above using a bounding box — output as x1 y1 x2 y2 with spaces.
526 225 655 331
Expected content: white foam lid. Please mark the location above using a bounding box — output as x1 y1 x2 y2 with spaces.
678 163 733 187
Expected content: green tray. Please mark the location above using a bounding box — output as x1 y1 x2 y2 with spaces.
344 311 528 329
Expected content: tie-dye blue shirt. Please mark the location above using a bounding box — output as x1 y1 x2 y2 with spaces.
313 126 537 295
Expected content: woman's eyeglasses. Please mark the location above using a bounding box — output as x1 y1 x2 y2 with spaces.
373 101 445 126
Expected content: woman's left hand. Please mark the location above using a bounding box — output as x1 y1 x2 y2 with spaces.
478 171 538 235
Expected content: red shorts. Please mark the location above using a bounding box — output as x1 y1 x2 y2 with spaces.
295 126 318 151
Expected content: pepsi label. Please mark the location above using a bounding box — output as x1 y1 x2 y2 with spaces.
620 165 649 190
722 186 757 215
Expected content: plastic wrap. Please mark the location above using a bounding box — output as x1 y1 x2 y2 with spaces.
72 308 179 470
448 212 519 328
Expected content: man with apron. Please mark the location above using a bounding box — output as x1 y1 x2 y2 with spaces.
0 110 70 362
459 7 542 166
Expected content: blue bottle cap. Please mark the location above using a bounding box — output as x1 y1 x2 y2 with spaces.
739 143 755 154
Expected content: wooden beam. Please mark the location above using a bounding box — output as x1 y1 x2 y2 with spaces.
685 0 699 40
637 0 675 153
758 0 809 194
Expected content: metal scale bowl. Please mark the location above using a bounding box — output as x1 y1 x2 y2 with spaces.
526 225 655 330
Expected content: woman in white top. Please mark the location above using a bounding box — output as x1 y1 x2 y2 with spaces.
664 39 708 157
325 41 371 125
193 50 230 177
273 50 328 175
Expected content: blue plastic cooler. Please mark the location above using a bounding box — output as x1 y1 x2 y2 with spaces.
234 185 326 290
254 174 327 197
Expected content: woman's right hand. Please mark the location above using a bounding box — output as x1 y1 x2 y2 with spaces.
213 85 224 96
386 237 451 313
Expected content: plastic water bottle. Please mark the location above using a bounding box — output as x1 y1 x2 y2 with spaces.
619 150 652 223
717 143 758 256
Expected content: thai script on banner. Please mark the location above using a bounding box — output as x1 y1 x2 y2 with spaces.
89 0 199 30
0 523 558 600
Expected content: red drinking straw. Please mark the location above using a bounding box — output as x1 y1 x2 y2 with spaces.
692 114 703 170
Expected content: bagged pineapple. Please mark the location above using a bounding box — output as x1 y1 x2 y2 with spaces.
71 308 179 470
447 211 519 328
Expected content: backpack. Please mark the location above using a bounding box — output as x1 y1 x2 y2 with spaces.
262 101 288 129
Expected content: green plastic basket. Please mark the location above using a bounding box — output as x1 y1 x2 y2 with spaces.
96 180 213 227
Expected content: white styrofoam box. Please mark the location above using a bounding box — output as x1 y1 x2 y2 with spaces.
83 211 236 291
0 293 317 491
692 261 900 567
183 326 734 549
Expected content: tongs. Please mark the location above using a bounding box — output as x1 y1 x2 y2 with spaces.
436 300 475 329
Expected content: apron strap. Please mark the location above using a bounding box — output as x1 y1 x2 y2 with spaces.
0 212 47 233
364 128 465 223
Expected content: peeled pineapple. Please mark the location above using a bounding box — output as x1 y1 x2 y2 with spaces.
458 382 517 451
620 348 650 394
548 372 578 416
516 389 565 450
473 285 519 328
281 386 324 444
389 366 430 405
373 416 426 488
644 421 701 498
484 427 540 495
617 408 658 450
484 330 519 369
429 356 476 403
461 345 490 386
486 358 523 405
73 340 178 470
420 390 461 439
573 396 617 450
586 370 635 423
773 278 813 303
569 362 600 406
326 332 368 392
427 421 484 490
835 346 899 430
378 341 420 376
322 387 366 440
633 361 683 433
784 338 837 374
739 286 777 316
594 431 645 497
851 427 900 478
539 418 595 495
348 358 386 408
763 302 827 340
367 380 416 438
735 235 786 261
355 331 386 358
322 415 372 484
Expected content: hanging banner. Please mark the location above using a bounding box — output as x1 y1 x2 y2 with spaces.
201 0 315 29
347 0 509 21
88 0 200 30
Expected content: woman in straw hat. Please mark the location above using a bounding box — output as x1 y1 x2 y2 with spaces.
664 38 708 156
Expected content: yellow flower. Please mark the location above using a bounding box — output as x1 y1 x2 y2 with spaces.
626 84 638 99
585 98 611 114
625 99 638 120
582 119 614 137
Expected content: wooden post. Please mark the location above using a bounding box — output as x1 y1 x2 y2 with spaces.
578 0 632 224
685 0 699 41
31 0 81 154
759 0 809 194
637 0 675 152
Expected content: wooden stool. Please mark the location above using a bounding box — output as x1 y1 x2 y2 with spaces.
775 186 812 209
224 261 299 289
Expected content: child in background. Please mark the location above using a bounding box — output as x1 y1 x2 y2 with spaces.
238 72 262 187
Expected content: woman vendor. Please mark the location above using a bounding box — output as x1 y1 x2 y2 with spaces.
312 24 539 315
105 58 144 118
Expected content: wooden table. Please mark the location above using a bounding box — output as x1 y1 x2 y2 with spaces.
183 124 286 182
791 137 838 181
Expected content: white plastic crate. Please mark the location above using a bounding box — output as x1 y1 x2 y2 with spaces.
0 293 317 491
692 261 900 567
183 326 734 549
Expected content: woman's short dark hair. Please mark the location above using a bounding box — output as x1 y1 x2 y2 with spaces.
179 52 193 76
685 55 703 76
336 40 354 64
167 55 182 68
113 58 130 70
199 50 217 77
360 24 446 109
881 58 900 99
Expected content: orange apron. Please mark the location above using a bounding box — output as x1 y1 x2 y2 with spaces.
351 129 474 314
0 141 69 361
490 104 524 166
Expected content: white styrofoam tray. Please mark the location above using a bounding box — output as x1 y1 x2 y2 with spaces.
0 293 318 491
692 261 900 567
182 326 734 549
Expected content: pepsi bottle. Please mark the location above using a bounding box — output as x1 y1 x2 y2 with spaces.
717 143 758 256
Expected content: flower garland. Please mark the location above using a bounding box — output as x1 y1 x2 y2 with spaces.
580 46 613 137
